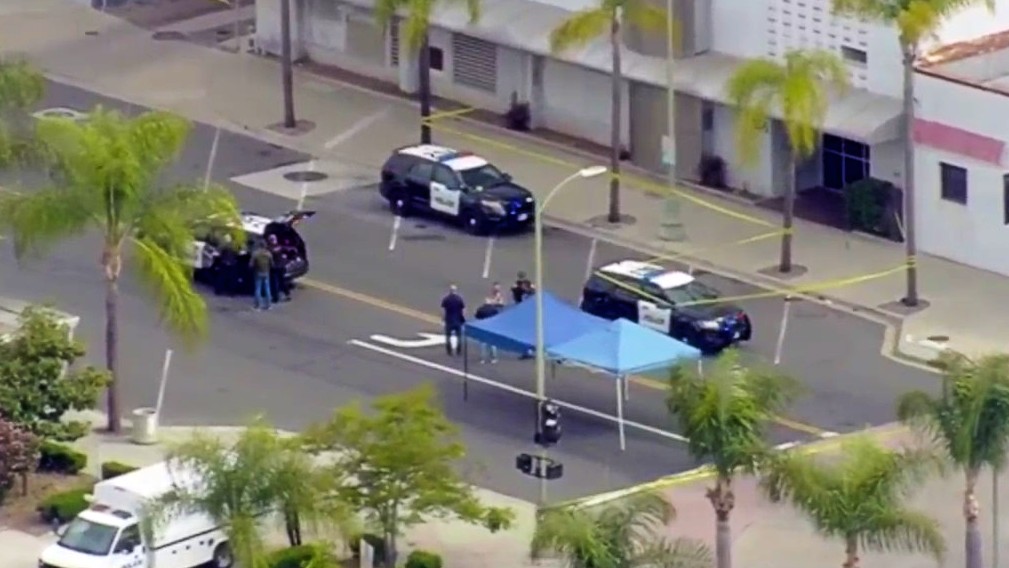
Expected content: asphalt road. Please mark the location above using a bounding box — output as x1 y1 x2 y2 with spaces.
0 80 940 500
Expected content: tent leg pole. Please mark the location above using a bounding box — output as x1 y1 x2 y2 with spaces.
616 376 626 451
462 330 469 401
697 359 703 376
623 373 629 401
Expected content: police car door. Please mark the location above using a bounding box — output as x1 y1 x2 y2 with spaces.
429 165 462 217
636 282 673 335
405 161 435 210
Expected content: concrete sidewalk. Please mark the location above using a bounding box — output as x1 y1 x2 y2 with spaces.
0 0 1002 360
1 415 543 568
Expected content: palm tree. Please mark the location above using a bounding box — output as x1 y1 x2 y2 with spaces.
831 0 994 306
0 59 45 167
665 350 801 568
142 420 353 568
896 351 1009 568
531 492 712 568
726 49 849 273
0 107 241 433
761 435 945 568
280 0 296 128
374 0 480 144
549 0 666 223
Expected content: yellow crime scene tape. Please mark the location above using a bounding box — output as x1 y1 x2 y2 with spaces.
422 118 777 229
642 228 787 267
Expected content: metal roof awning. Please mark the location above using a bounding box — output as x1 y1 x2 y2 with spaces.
671 52 904 144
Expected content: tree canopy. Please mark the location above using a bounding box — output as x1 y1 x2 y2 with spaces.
549 0 666 54
831 0 994 49
0 58 45 169
0 306 109 441
302 384 514 567
0 418 40 504
374 0 481 52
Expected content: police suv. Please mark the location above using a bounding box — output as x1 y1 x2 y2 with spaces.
379 145 536 234
581 260 752 354
188 210 315 293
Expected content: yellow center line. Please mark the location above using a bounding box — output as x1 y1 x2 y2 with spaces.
300 277 831 437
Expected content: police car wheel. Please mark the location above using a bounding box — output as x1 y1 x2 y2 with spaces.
212 543 233 568
462 212 485 235
389 195 411 217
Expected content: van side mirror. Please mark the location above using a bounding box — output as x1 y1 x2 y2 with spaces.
502 173 513 181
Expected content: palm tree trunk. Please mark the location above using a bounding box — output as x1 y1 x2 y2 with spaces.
707 475 735 568
607 15 623 224
900 45 918 306
779 156 796 272
965 468 984 568
418 34 433 144
103 251 122 433
279 0 296 128
842 535 859 568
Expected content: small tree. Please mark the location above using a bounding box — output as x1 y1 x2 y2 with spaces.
303 384 515 568
761 436 945 568
532 492 711 568
0 58 45 168
0 418 40 503
0 306 109 441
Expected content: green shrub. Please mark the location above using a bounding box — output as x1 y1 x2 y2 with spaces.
267 544 334 568
37 441 87 475
100 461 138 480
37 487 92 524
405 550 442 568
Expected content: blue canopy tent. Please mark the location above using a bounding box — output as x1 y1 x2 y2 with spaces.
548 319 702 450
460 291 610 399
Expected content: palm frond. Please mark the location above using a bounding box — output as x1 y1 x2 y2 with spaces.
0 59 45 112
125 111 190 177
531 507 614 566
135 182 241 259
130 235 208 344
623 0 667 34
0 186 95 259
550 8 612 53
373 0 402 30
637 537 713 568
402 0 435 53
725 58 785 164
858 508 946 561
830 0 899 21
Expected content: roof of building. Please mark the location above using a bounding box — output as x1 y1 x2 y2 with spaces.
915 28 1009 95
398 145 490 170
599 260 695 289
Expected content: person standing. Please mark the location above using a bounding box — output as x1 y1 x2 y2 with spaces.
474 283 505 364
250 243 274 310
213 233 238 296
267 234 292 302
511 271 535 304
441 284 465 356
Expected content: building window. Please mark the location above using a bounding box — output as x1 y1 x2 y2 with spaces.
822 133 869 191
940 162 968 204
428 46 444 71
1003 174 1009 224
841 46 868 65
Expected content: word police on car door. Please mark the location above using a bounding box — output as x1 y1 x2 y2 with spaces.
429 181 461 216
637 300 671 333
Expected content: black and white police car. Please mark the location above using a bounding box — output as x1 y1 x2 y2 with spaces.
188 210 315 293
581 260 752 354
379 144 536 234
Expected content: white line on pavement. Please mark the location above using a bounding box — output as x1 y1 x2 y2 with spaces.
296 161 316 210
388 216 402 252
348 339 689 443
481 237 494 279
585 237 598 280
773 296 792 366
202 126 221 191
324 109 390 150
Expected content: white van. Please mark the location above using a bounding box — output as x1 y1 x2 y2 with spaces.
38 461 232 568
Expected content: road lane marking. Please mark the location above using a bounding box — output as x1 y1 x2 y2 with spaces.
388 216 402 252
324 109 390 149
370 333 445 349
203 126 221 191
296 160 316 211
348 339 689 443
300 277 835 437
773 296 793 366
481 236 494 279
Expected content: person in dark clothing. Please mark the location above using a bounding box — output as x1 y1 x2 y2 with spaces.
441 284 465 356
511 271 535 304
250 243 274 310
266 234 292 302
212 233 239 296
474 283 505 363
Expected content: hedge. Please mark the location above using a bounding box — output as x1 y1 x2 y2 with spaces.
38 442 87 475
405 550 443 568
268 545 335 568
100 461 138 480
37 486 92 524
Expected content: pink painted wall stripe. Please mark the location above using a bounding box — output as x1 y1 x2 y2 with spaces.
914 118 1005 166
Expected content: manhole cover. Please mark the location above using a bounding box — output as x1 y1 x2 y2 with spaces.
283 171 328 182
152 31 187 41
926 335 950 343
32 108 89 121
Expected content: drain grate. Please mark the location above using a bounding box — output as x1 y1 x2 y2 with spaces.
283 171 328 183
152 31 187 41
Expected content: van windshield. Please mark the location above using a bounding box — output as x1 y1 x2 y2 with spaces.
58 517 119 556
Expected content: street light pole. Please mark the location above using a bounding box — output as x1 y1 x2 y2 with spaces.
659 0 685 242
534 164 608 506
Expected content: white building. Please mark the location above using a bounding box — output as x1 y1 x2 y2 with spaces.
913 32 1009 276
255 0 1009 270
